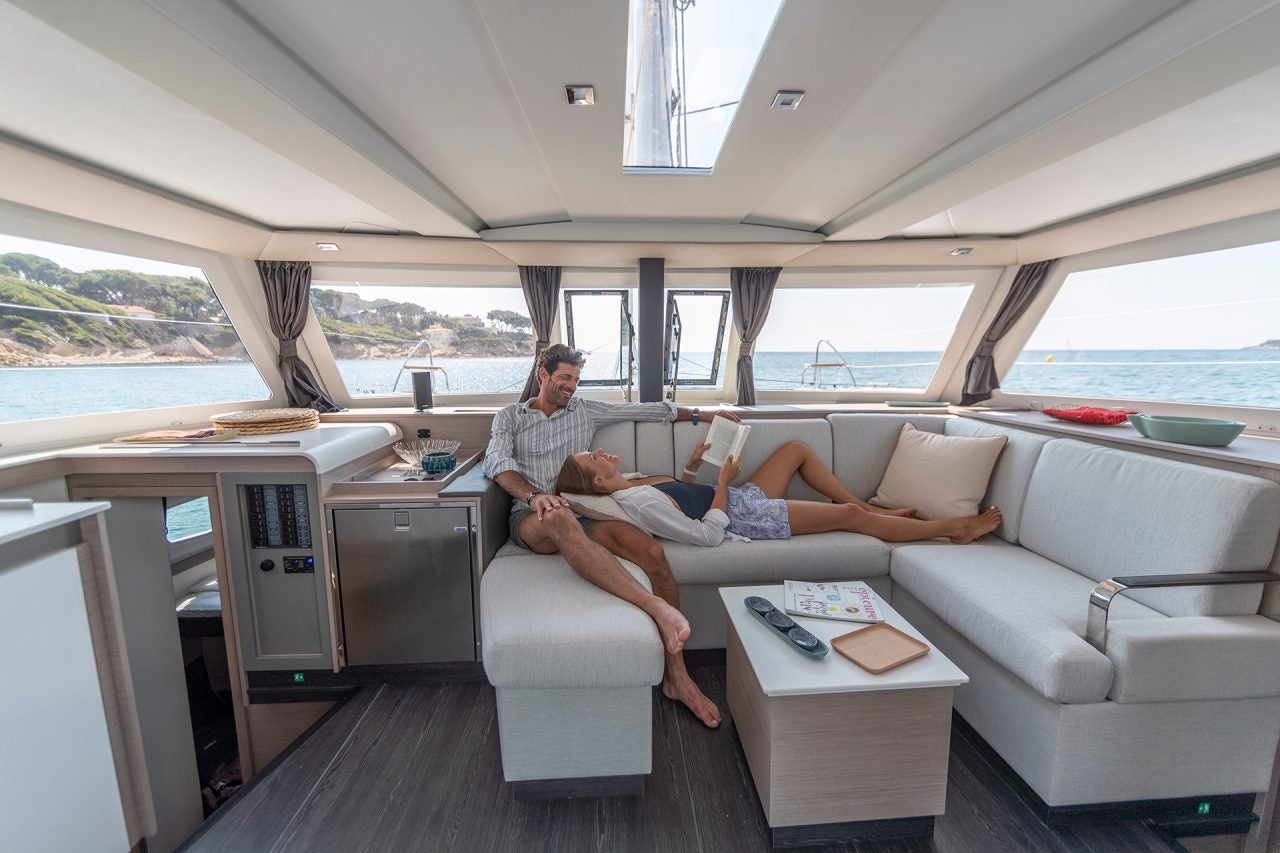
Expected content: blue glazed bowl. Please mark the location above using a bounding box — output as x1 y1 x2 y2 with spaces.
1126 414 1246 447
421 450 457 474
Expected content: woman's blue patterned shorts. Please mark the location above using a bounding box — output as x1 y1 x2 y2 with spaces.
725 482 791 540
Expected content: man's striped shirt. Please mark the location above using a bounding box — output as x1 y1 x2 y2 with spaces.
483 397 677 509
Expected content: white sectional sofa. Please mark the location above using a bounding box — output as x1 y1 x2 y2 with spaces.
479 414 1280 811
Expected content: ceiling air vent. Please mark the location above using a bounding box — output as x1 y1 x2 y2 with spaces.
771 90 804 110
565 85 595 106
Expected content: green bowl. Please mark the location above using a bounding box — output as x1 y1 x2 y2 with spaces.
1126 414 1246 447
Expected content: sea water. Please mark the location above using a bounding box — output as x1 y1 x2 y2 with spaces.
4 350 1280 423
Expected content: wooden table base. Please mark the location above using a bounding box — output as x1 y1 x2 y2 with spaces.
726 623 954 843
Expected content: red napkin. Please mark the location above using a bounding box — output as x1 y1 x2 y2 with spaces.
1042 406 1139 425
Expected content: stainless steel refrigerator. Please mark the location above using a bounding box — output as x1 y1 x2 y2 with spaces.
331 504 476 665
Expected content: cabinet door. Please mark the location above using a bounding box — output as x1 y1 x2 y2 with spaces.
333 507 475 664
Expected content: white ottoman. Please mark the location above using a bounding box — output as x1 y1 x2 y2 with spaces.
480 546 664 797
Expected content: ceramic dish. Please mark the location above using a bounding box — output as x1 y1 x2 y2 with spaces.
1126 414 1245 447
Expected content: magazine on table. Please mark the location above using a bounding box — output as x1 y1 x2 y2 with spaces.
783 580 885 623
700 415 751 467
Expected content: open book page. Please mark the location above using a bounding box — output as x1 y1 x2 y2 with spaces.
700 416 751 467
783 580 885 623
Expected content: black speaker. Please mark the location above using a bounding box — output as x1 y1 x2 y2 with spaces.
412 371 434 411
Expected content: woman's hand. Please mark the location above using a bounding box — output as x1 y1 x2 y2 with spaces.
719 454 742 484
685 441 710 471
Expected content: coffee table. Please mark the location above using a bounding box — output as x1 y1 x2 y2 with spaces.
719 584 967 847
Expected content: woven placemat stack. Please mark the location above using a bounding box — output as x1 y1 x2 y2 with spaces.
210 407 319 435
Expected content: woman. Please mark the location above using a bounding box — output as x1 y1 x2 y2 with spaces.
553 440 1002 547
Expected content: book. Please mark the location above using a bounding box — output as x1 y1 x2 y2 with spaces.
113 427 240 443
783 580 885 623
700 415 751 467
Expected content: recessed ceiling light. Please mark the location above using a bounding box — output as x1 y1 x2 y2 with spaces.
950 247 974 256
565 85 595 106
315 242 340 251
771 90 804 110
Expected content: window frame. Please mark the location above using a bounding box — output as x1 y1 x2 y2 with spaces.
0 202 285 453
663 289 731 393
745 268 1001 404
988 209 1280 426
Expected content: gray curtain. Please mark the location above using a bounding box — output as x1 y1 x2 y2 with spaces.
518 265 562 402
959 259 1056 406
255 260 341 412
729 267 781 405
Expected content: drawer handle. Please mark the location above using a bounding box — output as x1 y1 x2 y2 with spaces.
393 511 410 531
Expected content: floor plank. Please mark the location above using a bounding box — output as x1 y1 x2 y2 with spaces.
184 669 1187 853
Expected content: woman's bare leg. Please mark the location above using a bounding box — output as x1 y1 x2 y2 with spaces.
747 441 915 516
786 501 1002 544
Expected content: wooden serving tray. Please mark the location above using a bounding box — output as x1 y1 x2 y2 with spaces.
830 623 930 674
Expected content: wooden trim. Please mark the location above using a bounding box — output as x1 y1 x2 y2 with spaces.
76 521 157 846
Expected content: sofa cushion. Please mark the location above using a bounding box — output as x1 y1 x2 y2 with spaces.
871 424 1007 520
1105 615 1280 703
944 418 1052 544
481 553 664 689
675 419 834 502
1020 439 1280 617
890 540 1164 703
589 421 639 470
829 414 947 500
636 421 676 476
663 532 891 586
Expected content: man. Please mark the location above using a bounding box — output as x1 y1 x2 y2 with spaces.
484 343 739 728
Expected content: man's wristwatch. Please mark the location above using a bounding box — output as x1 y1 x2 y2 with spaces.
526 490 542 504
691 407 701 426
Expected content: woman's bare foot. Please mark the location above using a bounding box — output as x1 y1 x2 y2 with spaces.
948 506 1002 544
650 600 691 655
662 671 721 728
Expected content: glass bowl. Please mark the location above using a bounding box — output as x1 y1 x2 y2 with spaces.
392 439 461 466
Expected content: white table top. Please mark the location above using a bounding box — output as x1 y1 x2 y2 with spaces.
719 584 968 697
0 501 111 547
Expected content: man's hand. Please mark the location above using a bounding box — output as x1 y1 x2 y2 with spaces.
530 492 570 520
711 410 741 423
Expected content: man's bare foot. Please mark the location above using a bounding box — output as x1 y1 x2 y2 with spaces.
662 672 721 728
651 600 691 655
949 506 1002 544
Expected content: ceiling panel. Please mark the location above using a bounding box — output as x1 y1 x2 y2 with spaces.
749 0 1181 230
237 0 567 229
908 65 1280 236
0 3 413 233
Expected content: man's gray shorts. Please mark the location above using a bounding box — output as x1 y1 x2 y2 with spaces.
509 507 598 550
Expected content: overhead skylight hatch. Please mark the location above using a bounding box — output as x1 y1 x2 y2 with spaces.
623 0 785 175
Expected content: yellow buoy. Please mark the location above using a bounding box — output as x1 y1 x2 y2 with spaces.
1045 354 1054 363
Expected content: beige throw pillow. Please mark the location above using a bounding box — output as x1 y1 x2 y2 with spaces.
561 492 632 524
871 424 1007 520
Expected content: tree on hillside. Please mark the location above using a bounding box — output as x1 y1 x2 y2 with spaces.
0 253 72 288
487 309 531 333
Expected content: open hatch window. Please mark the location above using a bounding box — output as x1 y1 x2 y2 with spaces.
563 290 636 398
663 289 730 398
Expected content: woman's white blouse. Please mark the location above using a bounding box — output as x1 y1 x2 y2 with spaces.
612 485 729 546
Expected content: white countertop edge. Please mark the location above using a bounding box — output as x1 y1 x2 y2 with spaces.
0 501 112 547
763 674 969 697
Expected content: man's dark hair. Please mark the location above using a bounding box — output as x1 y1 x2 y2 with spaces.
538 343 586 375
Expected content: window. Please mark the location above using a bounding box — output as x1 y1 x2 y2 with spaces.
563 290 636 392
623 0 785 173
664 290 730 392
752 284 975 391
0 233 268 424
166 497 212 543
1002 240 1280 408
309 283 535 396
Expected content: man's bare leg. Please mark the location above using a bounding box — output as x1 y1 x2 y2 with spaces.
589 520 721 728
747 441 916 517
519 509 689 655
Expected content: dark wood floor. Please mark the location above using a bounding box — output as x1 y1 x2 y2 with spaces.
181 663 1185 853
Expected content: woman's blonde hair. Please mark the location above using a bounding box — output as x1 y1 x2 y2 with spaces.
554 455 604 496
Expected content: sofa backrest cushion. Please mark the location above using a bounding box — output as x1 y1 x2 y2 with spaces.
588 421 638 472
636 421 676 476
828 414 947 499
1021 439 1280 617
945 418 1053 544
674 418 833 501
